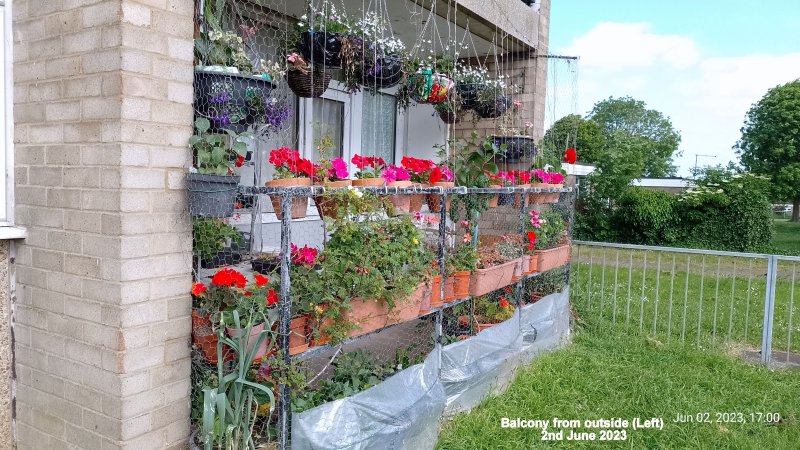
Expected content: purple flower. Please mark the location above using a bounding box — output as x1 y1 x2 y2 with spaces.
209 91 232 104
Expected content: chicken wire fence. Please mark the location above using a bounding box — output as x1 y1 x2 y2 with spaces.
190 187 575 449
571 242 800 368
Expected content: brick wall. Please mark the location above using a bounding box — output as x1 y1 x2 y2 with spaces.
13 1 194 448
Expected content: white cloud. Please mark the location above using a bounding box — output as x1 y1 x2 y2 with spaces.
551 22 800 176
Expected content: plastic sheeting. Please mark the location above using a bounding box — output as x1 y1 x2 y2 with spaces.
291 289 571 450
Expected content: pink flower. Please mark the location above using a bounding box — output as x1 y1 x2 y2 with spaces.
463 233 471 244
440 165 454 182
287 53 299 63
382 165 410 183
524 121 534 129
512 99 523 108
529 210 542 228
329 157 349 180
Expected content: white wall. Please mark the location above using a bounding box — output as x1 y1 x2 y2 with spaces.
404 104 447 160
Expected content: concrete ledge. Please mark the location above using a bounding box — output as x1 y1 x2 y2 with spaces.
0 226 26 240
436 0 540 51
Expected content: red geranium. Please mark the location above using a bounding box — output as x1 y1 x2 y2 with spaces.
527 231 537 251
211 268 247 289
254 274 269 287
191 283 207 296
429 166 442 184
267 289 279 306
518 171 531 184
499 297 511 309
234 155 245 168
270 147 313 178
564 148 577 164
351 154 387 178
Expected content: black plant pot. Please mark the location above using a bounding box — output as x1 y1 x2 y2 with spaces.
475 95 512 119
456 82 482 110
299 30 344 68
200 251 243 269
493 135 538 163
194 70 276 133
186 173 241 218
362 56 405 89
251 257 280 275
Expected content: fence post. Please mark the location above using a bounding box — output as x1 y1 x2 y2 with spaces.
761 255 777 366
278 191 293 450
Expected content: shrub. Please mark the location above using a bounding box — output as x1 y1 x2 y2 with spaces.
612 187 676 245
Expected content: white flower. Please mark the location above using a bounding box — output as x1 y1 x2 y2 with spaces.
354 190 363 198
298 22 305 27
300 14 307 20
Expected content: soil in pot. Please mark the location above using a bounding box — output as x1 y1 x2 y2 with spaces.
266 177 312 219
299 30 345 68
427 182 454 212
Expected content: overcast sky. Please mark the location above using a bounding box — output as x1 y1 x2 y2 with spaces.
548 0 800 177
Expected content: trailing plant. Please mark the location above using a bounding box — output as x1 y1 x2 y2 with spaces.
473 295 515 323
496 235 524 260
189 117 250 175
195 29 253 73
193 218 242 260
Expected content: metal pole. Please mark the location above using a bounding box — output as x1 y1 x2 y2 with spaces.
277 192 293 450
436 191 447 354
516 192 525 307
761 255 777 365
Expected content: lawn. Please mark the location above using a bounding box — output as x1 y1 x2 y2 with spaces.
436 321 800 449
772 218 800 256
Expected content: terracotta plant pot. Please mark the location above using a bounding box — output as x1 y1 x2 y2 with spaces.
488 184 501 208
430 276 443 308
351 177 386 187
452 271 471 298
266 177 312 219
314 179 352 219
469 259 519 297
514 184 531 208
475 320 499 333
193 327 232 365
410 183 428 213
418 282 432 314
426 182 453 212
191 310 211 330
521 256 530 276
529 183 563 204
535 244 571 273
345 298 393 337
389 282 427 323
309 316 333 347
526 254 538 274
546 184 564 203
443 276 456 302
512 258 524 282
226 322 272 361
289 315 309 356
387 180 414 214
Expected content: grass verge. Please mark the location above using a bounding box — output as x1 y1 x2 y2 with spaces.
772 219 800 256
436 320 800 449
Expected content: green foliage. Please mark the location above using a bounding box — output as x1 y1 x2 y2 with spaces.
736 79 800 221
473 295 515 323
193 218 242 260
448 244 478 273
541 114 606 169
612 188 676 245
189 118 250 175
439 132 500 224
531 210 566 251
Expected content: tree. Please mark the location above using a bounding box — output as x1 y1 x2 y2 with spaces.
588 96 682 177
736 80 800 222
540 114 606 165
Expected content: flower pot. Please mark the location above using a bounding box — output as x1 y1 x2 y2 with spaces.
387 180 413 214
289 315 309 356
200 251 242 269
475 320 500 333
514 184 531 208
299 30 345 68
469 259 519 297
430 276 443 308
521 256 530 276
535 244 571 273
410 184 428 214
407 72 454 105
488 184 501 208
345 298 390 337
314 179 352 219
456 82 482 110
529 183 563 204
427 182 453 213
390 282 427 323
266 177 312 219
351 177 386 187
443 276 456 302
475 95 512 119
525 254 538 274
437 108 460 124
194 70 276 133
418 282 432 315
493 135 537 163
546 184 563 204
287 68 332 98
186 173 240 218
193 327 233 365
452 271 471 298
362 55 405 89
251 255 280 275
192 310 212 330
512 258 524 282
226 322 272 361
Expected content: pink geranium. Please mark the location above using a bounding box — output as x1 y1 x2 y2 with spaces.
382 165 411 183
328 157 349 180
440 165 454 182
290 244 318 267
531 169 565 185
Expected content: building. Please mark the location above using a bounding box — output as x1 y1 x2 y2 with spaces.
1 0 551 448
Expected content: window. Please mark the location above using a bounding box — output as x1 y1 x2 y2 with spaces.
0 1 24 238
361 92 397 165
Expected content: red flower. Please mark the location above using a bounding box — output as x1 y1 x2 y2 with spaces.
191 283 207 296
254 274 269 287
499 297 511 309
564 148 577 164
518 171 531 184
269 147 293 166
527 231 537 251
267 289 279 306
234 155 245 168
211 268 247 289
291 244 318 266
504 286 512 294
429 166 442 184
244 291 252 297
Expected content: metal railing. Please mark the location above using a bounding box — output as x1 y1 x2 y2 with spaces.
571 241 800 367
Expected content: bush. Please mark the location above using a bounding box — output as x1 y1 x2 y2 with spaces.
612 188 676 245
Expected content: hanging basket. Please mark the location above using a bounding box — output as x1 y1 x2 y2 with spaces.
475 95 512 119
194 70 276 133
298 30 345 68
492 135 538 163
456 82 482 110
362 55 405 89
407 72 454 105
437 108 460 124
287 68 332 98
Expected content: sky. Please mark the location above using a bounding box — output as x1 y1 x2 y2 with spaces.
548 0 800 177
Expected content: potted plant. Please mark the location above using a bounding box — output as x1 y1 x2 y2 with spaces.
357 13 407 89
524 213 541 275
434 89 464 124
381 164 414 214
454 65 488 110
469 244 519 297
351 154 387 187
533 210 571 272
191 268 249 364
314 156 351 218
192 218 242 268
187 117 250 218
530 169 565 204
439 132 500 224
448 240 478 299
266 147 315 219
473 295 515 332
286 52 332 98
497 235 525 282
221 283 277 362
400 156 438 213
474 78 512 119
426 163 455 212
295 4 352 69
513 170 532 208
251 251 280 275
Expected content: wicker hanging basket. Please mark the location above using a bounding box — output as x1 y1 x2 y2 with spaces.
287 68 332 98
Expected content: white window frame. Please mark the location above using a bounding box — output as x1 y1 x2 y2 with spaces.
0 1 24 239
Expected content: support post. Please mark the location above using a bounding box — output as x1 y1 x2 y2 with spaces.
761 255 777 365
278 192 293 450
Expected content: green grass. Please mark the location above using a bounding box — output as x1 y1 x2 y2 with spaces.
772 219 800 256
437 321 800 449
571 246 800 356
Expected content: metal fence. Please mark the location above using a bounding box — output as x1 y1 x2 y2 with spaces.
571 241 800 367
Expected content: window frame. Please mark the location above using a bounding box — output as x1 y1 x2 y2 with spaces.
0 1 24 238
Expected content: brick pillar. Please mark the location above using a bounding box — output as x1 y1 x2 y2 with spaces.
13 1 194 449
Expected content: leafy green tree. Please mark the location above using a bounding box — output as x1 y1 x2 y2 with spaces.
540 114 606 166
588 96 682 177
736 80 800 221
